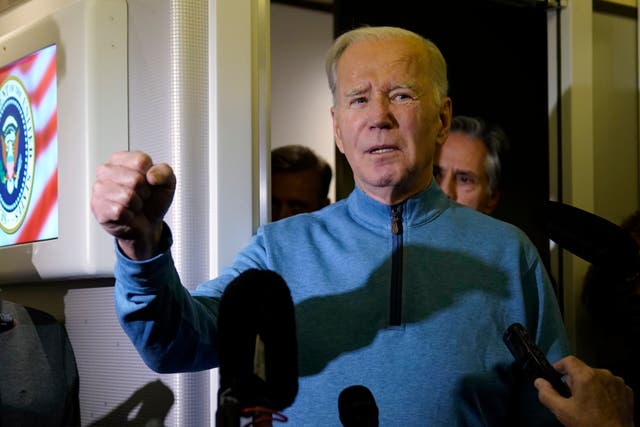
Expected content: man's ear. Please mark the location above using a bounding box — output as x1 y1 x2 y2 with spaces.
435 97 452 146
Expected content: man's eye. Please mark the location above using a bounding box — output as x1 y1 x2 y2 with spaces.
391 93 414 103
456 174 477 185
350 97 367 106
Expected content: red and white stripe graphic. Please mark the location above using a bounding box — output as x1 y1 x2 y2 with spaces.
0 44 58 247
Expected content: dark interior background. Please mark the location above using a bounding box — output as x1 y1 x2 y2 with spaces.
333 0 553 274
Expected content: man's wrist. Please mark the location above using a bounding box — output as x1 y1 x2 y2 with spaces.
117 222 172 260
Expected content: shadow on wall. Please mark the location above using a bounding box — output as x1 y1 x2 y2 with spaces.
88 380 174 427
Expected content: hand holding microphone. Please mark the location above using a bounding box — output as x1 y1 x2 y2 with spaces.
535 356 635 427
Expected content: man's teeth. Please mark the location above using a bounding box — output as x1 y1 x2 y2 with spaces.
371 147 394 154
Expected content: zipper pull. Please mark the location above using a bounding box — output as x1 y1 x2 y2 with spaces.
391 205 403 235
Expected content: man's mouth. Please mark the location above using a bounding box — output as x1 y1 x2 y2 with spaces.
369 146 396 154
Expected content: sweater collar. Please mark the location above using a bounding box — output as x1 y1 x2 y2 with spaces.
347 180 450 230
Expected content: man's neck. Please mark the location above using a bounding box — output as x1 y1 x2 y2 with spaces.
356 177 432 206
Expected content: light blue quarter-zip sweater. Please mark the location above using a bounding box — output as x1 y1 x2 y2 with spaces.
115 182 569 426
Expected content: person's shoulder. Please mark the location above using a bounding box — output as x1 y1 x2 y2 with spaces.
447 204 531 242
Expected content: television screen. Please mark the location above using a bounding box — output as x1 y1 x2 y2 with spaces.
0 44 57 248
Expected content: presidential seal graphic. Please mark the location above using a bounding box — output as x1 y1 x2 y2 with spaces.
0 76 35 234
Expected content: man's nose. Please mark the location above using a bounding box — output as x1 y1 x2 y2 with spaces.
368 96 393 128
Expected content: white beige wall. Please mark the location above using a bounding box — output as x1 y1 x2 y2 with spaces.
558 2 638 358
593 11 638 224
270 3 335 201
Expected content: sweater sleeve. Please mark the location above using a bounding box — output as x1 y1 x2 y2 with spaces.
113 225 273 373
528 255 570 361
113 231 222 373
516 252 570 427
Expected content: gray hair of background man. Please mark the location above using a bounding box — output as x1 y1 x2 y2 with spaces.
271 144 333 199
324 26 449 106
450 115 510 197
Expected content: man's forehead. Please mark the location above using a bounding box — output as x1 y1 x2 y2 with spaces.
438 137 488 174
336 46 428 95
338 38 427 71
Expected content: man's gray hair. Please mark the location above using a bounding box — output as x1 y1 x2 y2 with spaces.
272 144 333 198
325 26 448 106
450 115 510 196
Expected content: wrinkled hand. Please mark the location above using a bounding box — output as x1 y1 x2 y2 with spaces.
91 150 176 260
535 355 635 427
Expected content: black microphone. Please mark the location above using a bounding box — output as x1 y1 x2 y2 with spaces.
216 269 298 425
546 200 640 280
338 385 379 427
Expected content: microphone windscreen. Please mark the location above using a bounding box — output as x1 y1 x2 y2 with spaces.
338 385 379 427
546 201 640 278
217 269 298 411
